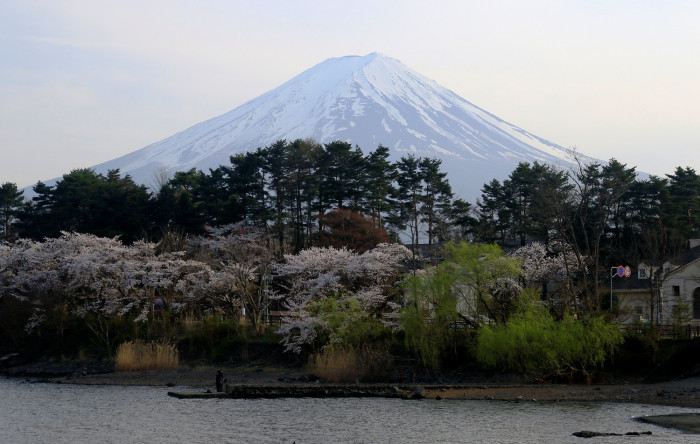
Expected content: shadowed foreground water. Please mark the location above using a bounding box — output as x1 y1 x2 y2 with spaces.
1 378 698 443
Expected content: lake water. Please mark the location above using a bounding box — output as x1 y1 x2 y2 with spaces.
1 378 698 443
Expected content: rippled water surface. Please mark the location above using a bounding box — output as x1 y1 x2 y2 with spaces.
1 378 698 443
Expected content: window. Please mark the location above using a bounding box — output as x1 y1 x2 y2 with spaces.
694 288 700 320
672 286 680 297
635 306 643 315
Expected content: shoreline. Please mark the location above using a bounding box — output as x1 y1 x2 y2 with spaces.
7 366 698 408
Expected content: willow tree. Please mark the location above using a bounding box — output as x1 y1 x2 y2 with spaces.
401 242 522 370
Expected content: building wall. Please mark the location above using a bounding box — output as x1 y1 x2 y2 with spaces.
617 290 654 324
660 259 700 326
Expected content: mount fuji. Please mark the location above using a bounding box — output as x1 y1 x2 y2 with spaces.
88 53 592 201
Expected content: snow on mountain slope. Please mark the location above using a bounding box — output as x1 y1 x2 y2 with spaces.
88 53 592 200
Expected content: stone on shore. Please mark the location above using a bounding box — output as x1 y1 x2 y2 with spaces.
409 385 426 399
637 413 700 434
573 431 652 438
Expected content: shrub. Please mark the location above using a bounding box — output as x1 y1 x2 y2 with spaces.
476 298 623 378
114 340 179 372
307 344 394 383
175 312 242 361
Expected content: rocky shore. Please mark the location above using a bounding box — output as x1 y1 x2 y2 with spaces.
3 359 698 408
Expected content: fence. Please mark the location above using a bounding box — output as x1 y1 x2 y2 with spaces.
623 323 700 340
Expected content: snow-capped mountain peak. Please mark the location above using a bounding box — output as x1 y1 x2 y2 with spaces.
85 53 588 200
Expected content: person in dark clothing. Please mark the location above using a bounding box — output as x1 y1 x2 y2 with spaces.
216 370 224 392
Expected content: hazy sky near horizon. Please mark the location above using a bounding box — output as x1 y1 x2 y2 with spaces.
2 0 699 188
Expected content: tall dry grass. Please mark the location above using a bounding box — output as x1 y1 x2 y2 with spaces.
114 340 179 372
307 345 394 383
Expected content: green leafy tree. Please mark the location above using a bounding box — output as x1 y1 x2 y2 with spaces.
400 242 523 370
441 242 524 324
94 170 151 242
402 267 463 371
309 296 391 349
476 292 623 378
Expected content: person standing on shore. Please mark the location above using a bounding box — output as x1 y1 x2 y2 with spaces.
216 370 224 392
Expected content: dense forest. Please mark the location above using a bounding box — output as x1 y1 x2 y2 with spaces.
2 139 699 272
1 139 699 376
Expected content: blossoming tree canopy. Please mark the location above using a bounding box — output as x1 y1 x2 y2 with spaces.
273 243 411 353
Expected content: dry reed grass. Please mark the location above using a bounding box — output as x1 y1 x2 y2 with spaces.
114 340 179 372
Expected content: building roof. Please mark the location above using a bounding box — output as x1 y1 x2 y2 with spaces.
667 245 700 267
638 259 664 268
610 272 655 291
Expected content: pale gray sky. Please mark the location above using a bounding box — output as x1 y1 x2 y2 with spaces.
2 0 699 187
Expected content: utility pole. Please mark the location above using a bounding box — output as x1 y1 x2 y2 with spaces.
610 265 631 311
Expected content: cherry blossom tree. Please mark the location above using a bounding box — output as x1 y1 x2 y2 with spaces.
188 225 281 335
0 228 415 355
273 243 410 353
0 232 214 338
511 242 584 317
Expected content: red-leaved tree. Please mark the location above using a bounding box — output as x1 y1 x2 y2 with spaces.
316 209 389 253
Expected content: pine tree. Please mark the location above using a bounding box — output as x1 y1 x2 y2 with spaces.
286 138 322 250
663 166 700 249
319 141 365 211
363 145 396 230
390 155 424 268
0 182 24 243
155 168 207 234
476 178 508 243
255 141 289 249
419 157 452 246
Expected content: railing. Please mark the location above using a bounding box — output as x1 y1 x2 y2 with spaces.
623 323 700 340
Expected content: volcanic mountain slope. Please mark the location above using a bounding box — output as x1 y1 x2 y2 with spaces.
90 52 591 200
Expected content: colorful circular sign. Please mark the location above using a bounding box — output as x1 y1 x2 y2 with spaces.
617 266 625 277
624 266 631 278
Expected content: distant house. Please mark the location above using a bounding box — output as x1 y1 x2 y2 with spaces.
660 257 700 327
612 269 658 324
614 240 700 326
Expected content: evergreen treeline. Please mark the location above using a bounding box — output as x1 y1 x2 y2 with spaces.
2 140 700 287
3 139 459 253
476 160 700 266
